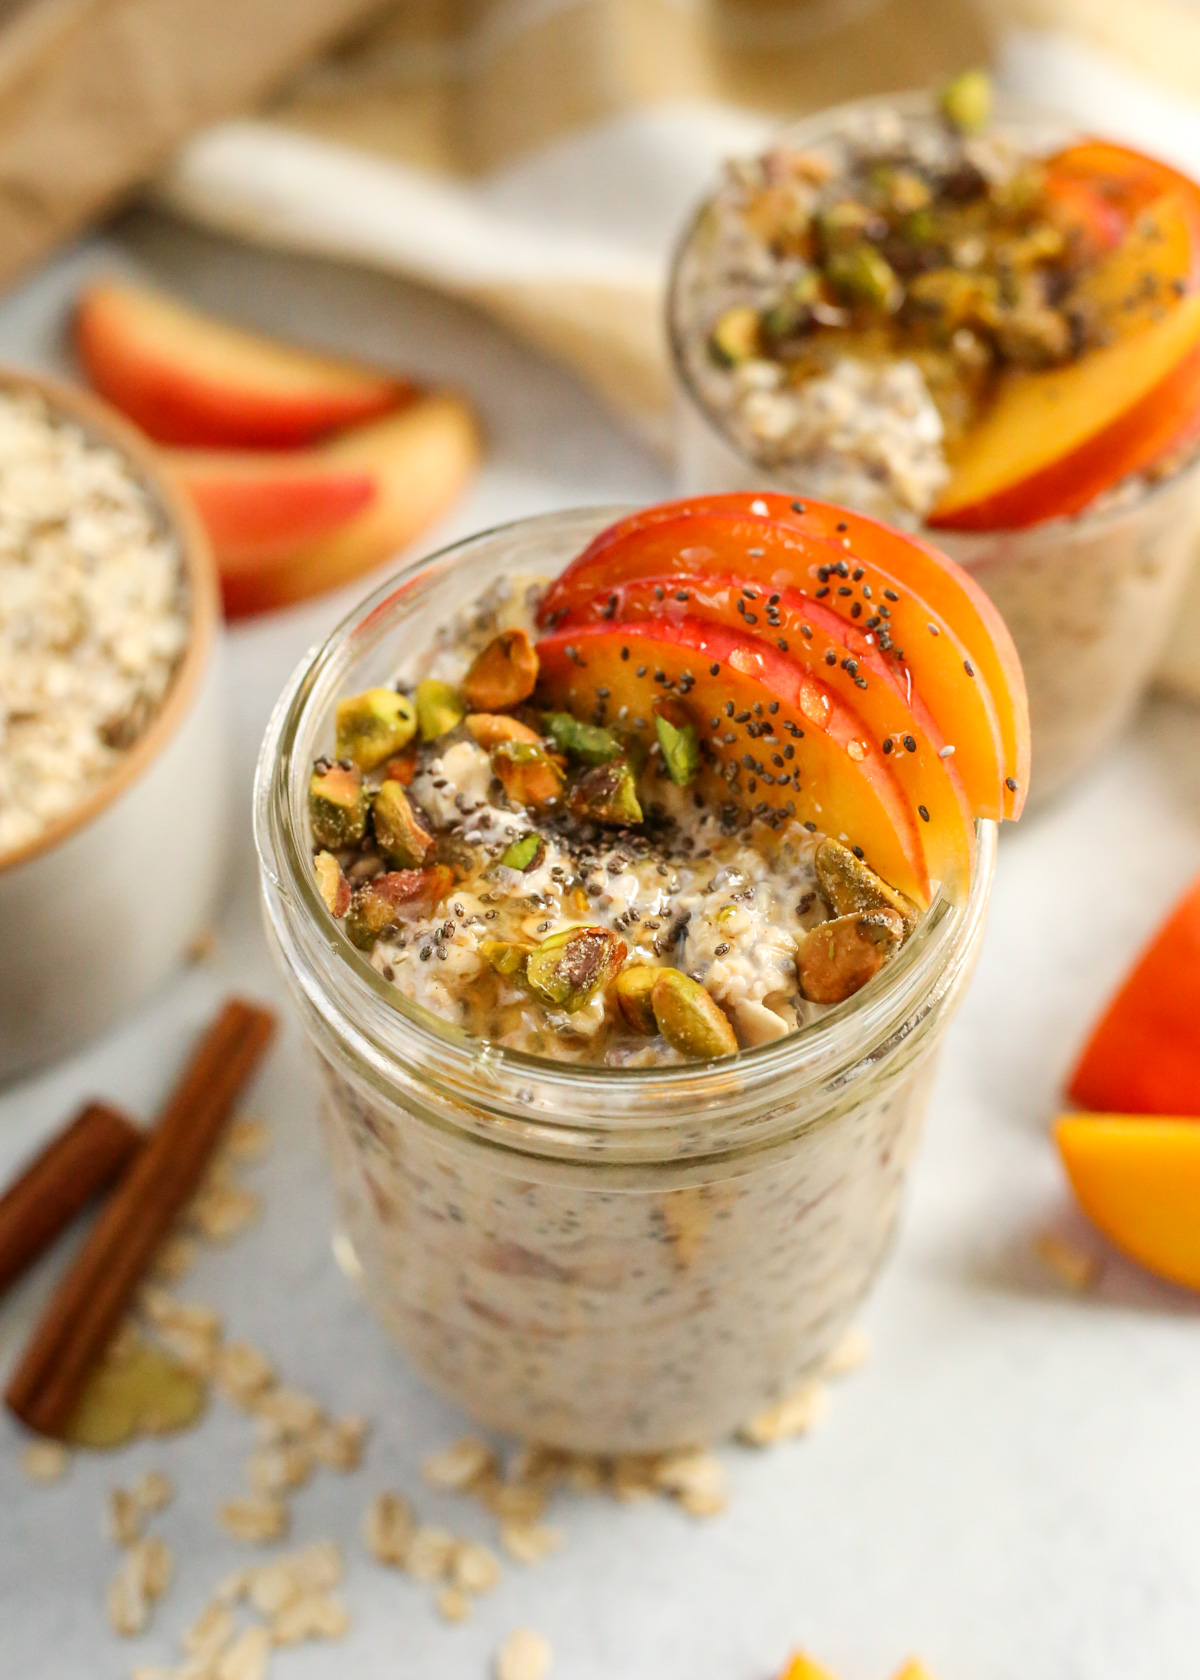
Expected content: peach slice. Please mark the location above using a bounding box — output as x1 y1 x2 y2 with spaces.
1045 139 1200 221
1056 1116 1200 1291
539 507 1013 820
165 451 377 566
76 282 409 447
1068 874 1200 1115
214 393 481 618
776 1657 842 1680
931 190 1200 531
560 574 974 898
537 618 930 905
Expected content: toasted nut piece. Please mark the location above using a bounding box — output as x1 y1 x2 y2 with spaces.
814 839 917 931
498 832 546 872
797 910 902 1004
826 242 901 309
567 760 642 826
382 744 418 784
709 304 760 367
651 969 738 1059
335 688 416 770
467 713 542 748
314 852 351 917
543 712 622 765
654 712 700 786
372 780 434 868
526 926 626 1013
615 966 658 1035
940 66 992 132
480 937 534 978
345 866 453 949
464 629 539 712
493 741 565 809
416 677 466 740
308 764 367 849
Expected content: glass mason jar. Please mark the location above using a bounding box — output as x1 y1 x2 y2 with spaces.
668 92 1200 811
255 508 997 1454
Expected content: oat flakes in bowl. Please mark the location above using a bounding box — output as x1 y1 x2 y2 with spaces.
0 369 224 1081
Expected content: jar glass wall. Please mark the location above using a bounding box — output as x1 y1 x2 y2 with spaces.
255 509 997 1453
668 93 1200 810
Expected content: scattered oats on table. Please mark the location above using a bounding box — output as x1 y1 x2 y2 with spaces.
496 1626 553 1680
423 1435 496 1491
19 1439 69 1482
106 1535 173 1636
1035 1229 1101 1292
219 1492 291 1545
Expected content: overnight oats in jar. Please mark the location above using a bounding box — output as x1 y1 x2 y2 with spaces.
256 496 1025 1452
668 75 1200 806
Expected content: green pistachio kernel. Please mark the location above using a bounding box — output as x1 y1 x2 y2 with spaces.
309 763 367 850
567 760 643 826
335 687 416 770
826 242 901 310
480 937 533 977
372 779 434 868
655 712 700 787
416 678 467 741
940 68 992 134
525 925 626 1014
543 711 623 765
814 838 917 932
650 969 739 1060
708 305 761 367
498 832 547 872
615 965 658 1035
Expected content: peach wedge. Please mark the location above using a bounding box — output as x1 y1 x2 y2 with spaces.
189 393 481 618
76 282 409 447
1056 1116 1200 1291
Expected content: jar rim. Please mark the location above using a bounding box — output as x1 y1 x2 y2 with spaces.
254 505 996 1130
664 86 1200 539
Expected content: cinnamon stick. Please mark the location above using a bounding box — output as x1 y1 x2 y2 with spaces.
0 1102 143 1299
5 997 276 1438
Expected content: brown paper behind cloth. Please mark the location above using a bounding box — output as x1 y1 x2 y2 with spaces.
0 0 389 288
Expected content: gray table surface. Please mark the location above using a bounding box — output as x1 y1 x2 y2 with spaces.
2 210 1199 1680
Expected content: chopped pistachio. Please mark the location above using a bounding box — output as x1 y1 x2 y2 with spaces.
498 832 546 873
313 851 350 917
416 678 466 741
309 764 367 850
372 780 434 868
760 271 820 344
567 760 643 826
651 970 738 1060
655 713 700 787
615 966 658 1035
708 305 760 367
466 713 542 749
826 242 901 310
492 741 565 809
463 629 539 712
544 712 622 765
335 688 416 770
525 926 626 1013
480 937 533 978
815 199 876 253
940 67 992 134
814 839 917 931
345 866 453 950
797 910 903 1004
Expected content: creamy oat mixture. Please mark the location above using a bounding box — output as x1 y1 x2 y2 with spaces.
670 80 1158 526
308 578 917 1066
0 389 188 856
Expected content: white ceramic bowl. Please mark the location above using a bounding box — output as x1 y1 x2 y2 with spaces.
0 369 225 1082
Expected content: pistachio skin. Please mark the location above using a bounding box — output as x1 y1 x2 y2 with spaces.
543 712 622 765
335 688 417 770
492 740 565 809
615 966 658 1035
344 866 453 950
525 926 626 1013
416 678 467 741
650 969 739 1060
567 760 643 826
309 764 367 849
814 839 917 932
463 629 539 712
372 779 434 868
796 910 903 1005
